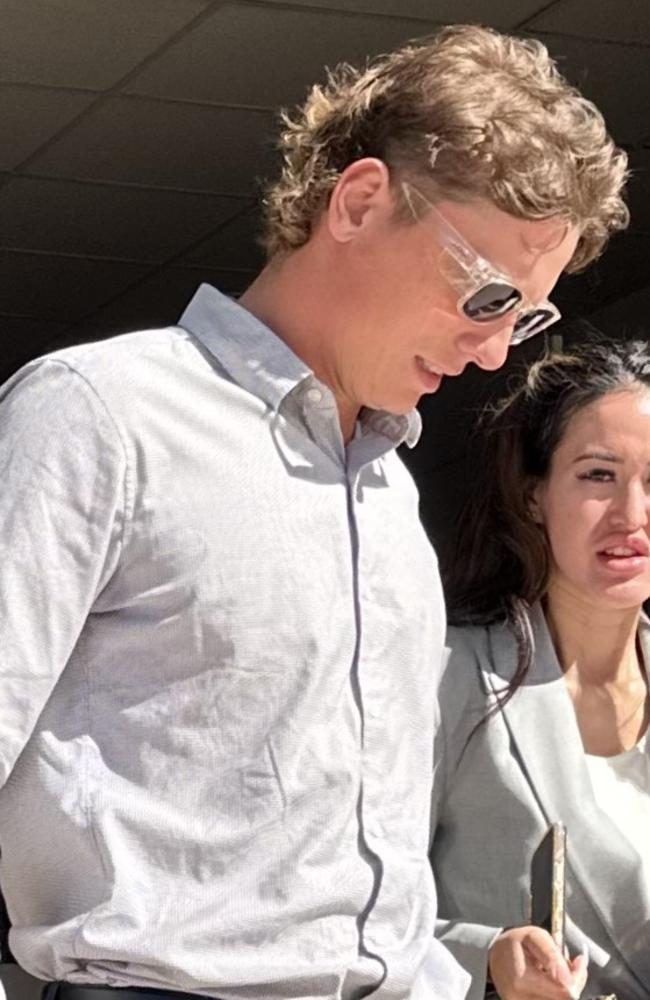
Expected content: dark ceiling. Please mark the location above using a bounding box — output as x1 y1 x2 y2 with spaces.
1 0 649 549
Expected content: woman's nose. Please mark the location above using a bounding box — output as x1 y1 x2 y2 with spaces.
609 483 650 530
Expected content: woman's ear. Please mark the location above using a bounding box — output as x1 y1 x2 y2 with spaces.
526 480 545 525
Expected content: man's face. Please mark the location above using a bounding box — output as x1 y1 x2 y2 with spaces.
326 193 579 415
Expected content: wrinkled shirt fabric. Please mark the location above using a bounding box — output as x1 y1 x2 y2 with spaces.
0 285 468 1000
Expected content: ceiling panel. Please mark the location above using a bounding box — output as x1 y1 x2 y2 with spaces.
0 85 93 170
126 3 440 108
74 268 253 334
24 99 277 194
551 266 606 323
535 33 650 145
527 0 650 46
257 0 549 29
0 252 150 321
178 205 265 270
627 148 650 234
551 232 650 321
0 315 67 383
589 285 650 335
0 177 246 262
0 0 211 90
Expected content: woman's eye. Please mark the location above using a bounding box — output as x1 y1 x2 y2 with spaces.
578 468 615 482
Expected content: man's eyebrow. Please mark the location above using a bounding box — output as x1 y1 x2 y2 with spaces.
572 451 622 464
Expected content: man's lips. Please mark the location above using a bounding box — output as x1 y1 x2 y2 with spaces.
415 355 440 376
415 356 464 379
414 356 442 391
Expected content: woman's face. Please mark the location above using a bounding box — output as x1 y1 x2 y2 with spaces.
533 387 650 610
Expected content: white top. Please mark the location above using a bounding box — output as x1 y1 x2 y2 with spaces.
585 731 650 888
0 284 467 1000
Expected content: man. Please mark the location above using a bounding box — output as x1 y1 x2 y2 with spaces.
0 23 627 1000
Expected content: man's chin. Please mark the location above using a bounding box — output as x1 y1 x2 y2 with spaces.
378 396 428 416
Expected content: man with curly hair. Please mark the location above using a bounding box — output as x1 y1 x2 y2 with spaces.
0 23 627 1000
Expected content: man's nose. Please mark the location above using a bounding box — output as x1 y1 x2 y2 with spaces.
459 316 516 372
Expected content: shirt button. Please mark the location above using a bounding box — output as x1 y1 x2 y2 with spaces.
306 388 323 404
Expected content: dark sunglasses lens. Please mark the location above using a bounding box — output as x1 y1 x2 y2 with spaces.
514 308 555 337
463 282 522 321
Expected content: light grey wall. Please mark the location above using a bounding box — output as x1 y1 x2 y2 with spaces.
0 964 43 999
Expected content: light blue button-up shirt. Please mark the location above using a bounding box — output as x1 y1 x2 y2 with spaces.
0 285 468 1000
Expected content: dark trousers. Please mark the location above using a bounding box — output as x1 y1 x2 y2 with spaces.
41 984 218 1000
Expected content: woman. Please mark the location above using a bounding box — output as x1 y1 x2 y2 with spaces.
433 339 650 1000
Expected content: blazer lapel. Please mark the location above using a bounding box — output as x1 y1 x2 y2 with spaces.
484 603 650 987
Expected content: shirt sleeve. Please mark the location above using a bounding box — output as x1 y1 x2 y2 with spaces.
434 919 502 1000
0 357 127 788
430 666 502 1000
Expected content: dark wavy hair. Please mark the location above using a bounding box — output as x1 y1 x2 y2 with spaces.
442 338 650 702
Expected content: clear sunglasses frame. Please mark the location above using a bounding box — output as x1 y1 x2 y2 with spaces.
401 182 561 344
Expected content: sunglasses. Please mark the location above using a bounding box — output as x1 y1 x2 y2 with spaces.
401 182 561 344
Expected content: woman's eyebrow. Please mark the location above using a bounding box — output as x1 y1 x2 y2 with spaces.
572 451 622 464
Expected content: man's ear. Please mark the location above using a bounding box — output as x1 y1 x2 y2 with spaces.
326 158 392 243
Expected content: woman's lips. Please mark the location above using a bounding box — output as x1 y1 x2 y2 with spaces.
597 546 650 575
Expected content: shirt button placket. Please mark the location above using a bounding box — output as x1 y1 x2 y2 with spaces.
347 460 392 975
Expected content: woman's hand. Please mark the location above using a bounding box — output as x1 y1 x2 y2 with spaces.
488 926 588 1000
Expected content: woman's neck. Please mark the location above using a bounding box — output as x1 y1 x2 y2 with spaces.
544 581 648 755
544 582 641 684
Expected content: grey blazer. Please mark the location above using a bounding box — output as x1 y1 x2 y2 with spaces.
431 602 650 1000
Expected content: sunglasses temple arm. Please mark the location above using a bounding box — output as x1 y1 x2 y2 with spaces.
402 182 492 272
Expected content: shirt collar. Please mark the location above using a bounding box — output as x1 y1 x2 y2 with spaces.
178 283 422 448
359 407 422 449
179 284 311 411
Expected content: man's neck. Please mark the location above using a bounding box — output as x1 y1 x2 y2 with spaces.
239 255 360 443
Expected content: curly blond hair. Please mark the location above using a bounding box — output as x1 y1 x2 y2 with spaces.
262 24 628 271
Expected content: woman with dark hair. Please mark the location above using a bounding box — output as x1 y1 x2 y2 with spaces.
432 339 650 1000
